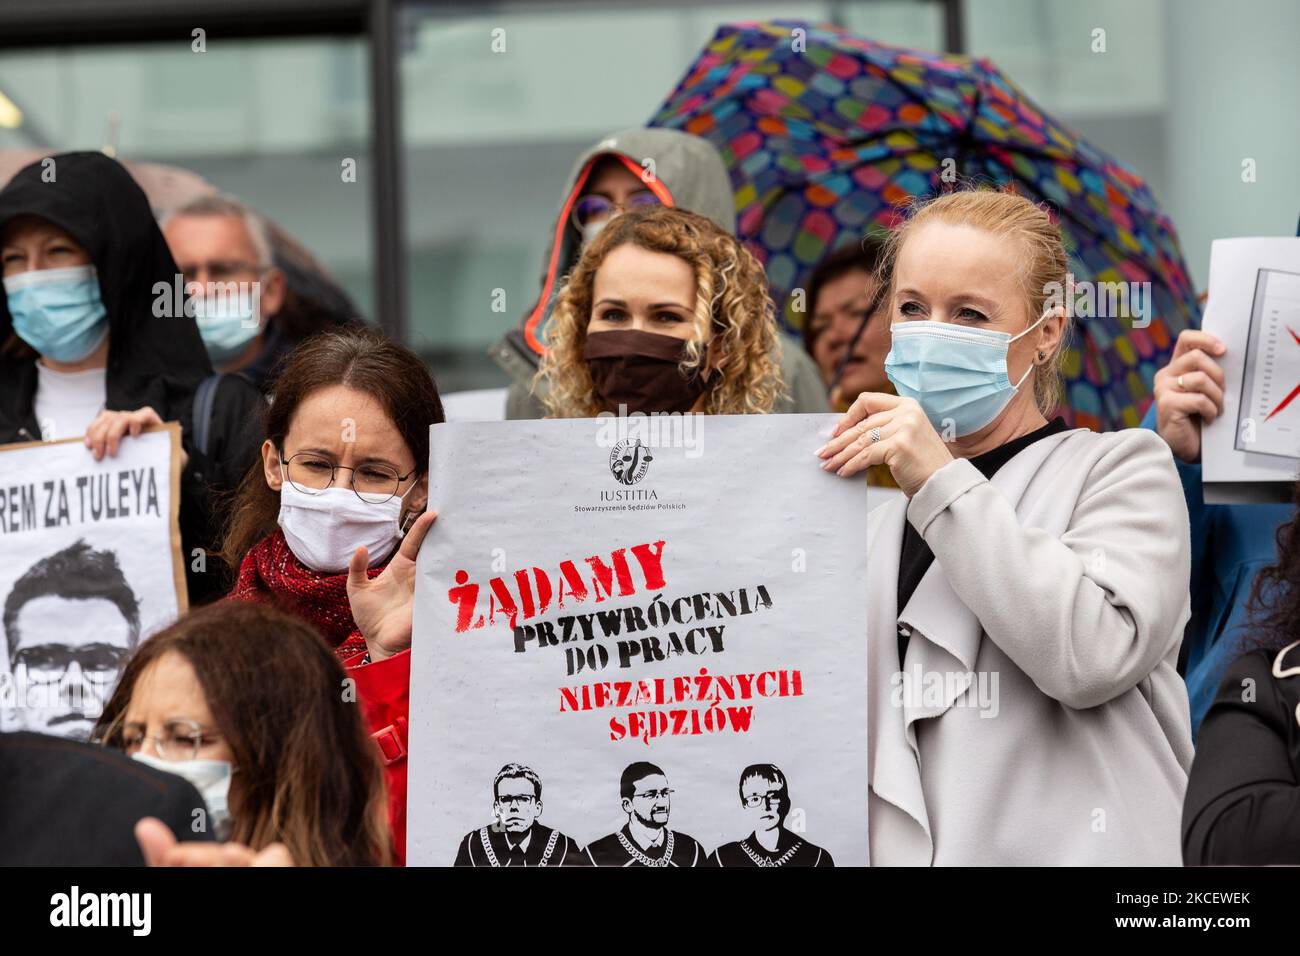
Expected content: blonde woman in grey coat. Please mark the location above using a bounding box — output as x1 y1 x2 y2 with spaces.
817 189 1192 865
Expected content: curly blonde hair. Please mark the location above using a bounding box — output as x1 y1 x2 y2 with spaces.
538 206 783 418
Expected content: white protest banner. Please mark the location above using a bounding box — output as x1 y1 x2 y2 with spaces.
0 424 185 740
1200 237 1300 503
409 413 869 867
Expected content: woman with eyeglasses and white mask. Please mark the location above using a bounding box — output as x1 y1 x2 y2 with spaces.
95 600 391 866
818 189 1193 865
221 327 443 864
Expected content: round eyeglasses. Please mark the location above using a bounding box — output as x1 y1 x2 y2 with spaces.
121 719 224 762
570 190 661 230
281 451 414 504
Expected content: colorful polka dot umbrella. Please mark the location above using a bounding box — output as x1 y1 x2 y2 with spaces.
648 20 1200 431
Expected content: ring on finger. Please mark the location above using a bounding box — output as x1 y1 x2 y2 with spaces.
869 426 882 444
1177 374 1185 390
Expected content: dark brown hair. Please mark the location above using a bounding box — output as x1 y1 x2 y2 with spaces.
220 327 444 569
1244 479 1300 654
94 600 391 865
801 237 887 355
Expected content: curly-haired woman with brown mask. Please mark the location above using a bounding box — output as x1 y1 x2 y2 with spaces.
538 205 784 418
94 600 391 866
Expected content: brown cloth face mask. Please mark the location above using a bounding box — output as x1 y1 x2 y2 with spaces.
583 329 711 414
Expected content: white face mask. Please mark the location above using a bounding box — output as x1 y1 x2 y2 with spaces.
132 752 235 841
277 480 409 574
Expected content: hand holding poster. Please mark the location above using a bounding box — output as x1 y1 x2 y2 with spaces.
1200 237 1300 503
0 424 186 740
408 413 870 867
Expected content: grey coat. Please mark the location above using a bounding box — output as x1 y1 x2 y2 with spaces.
867 427 1194 865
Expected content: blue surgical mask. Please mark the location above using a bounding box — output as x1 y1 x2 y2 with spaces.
4 265 109 363
192 291 261 365
884 313 1046 438
132 751 236 841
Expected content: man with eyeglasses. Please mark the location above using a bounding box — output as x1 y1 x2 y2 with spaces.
161 194 290 389
2 539 139 741
453 763 582 867
709 764 833 867
584 761 705 867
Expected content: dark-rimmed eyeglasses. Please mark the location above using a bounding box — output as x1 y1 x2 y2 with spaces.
496 794 539 809
11 643 129 685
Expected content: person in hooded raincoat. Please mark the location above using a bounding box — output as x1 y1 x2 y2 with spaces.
490 127 828 418
0 152 265 605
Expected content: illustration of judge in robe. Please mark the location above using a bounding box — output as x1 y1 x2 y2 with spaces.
453 763 582 866
584 761 705 867
709 763 833 867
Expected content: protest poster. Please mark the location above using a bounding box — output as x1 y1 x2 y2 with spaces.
0 424 186 740
408 413 870 867
1200 237 1300 503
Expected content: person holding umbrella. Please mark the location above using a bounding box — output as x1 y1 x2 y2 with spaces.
819 188 1192 865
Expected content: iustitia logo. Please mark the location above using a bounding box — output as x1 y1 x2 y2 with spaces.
610 438 653 485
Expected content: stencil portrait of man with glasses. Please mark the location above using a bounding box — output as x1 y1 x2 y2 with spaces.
583 761 706 867
709 763 834 867
453 763 583 867
2 539 139 740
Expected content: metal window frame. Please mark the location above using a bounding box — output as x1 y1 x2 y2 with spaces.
0 0 963 347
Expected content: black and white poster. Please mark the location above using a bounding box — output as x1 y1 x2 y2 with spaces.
0 425 186 740
408 414 870 866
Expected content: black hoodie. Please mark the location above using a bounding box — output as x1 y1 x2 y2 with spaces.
0 151 265 604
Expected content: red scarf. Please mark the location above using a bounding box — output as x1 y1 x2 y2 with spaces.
229 530 383 660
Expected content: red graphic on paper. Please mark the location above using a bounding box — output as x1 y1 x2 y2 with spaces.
1263 326 1300 422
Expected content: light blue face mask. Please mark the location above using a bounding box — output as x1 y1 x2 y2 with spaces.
884 313 1046 438
4 264 109 363
191 290 261 365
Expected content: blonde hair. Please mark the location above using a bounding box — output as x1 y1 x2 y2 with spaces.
876 188 1072 415
538 206 783 418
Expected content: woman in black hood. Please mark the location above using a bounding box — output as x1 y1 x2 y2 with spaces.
0 151 264 604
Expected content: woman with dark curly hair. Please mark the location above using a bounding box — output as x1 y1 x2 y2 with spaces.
1182 482 1300 865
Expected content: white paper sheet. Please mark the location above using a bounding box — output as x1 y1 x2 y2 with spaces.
408 414 870 866
1199 238 1300 502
